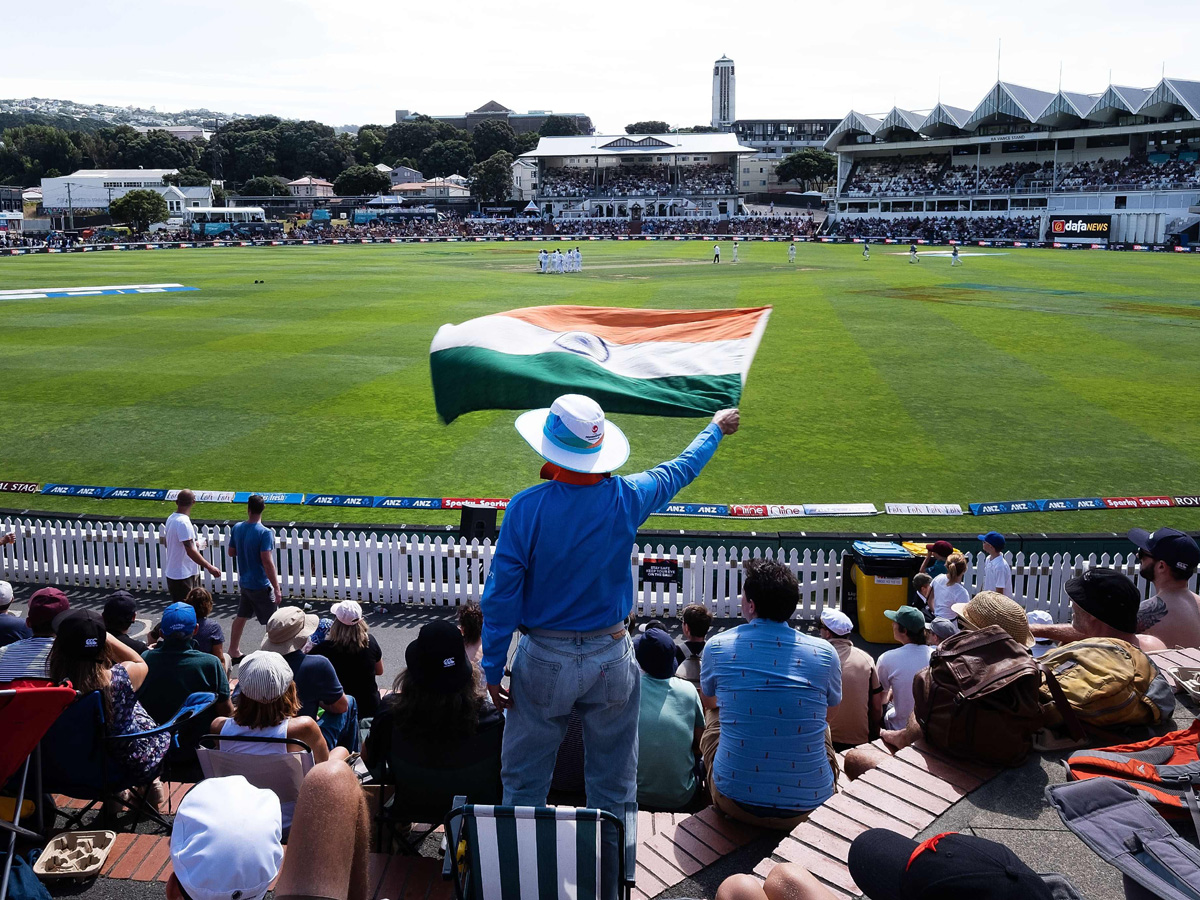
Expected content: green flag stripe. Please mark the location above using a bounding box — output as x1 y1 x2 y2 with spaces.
494 814 523 900
576 816 598 900
430 346 743 423
535 814 559 900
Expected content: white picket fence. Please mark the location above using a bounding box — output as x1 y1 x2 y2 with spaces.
0 514 1182 621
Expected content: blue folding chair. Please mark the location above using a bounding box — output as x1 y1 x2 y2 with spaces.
38 690 216 830
443 799 634 900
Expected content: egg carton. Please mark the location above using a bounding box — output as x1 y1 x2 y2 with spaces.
1167 666 1200 703
32 830 116 879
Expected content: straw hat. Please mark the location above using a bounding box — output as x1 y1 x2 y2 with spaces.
951 591 1034 647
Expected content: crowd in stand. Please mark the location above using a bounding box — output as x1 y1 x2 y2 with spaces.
678 163 736 195
828 214 1041 240
842 151 1200 196
537 164 736 200
602 164 672 196
540 166 595 197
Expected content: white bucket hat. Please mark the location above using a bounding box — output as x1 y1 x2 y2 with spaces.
514 394 630 474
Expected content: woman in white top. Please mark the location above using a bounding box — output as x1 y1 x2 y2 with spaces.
931 552 970 621
210 651 347 828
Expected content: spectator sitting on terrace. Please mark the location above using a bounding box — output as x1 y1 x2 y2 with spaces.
0 587 69 680
819 609 883 751
102 591 146 655
261 607 360 752
675 603 712 691
700 558 841 829
910 573 935 621
876 606 933 731
50 609 169 805
311 600 383 720
363 620 503 818
634 627 705 812
184 587 229 671
211 650 348 831
0 580 31 647
1132 527 1200 648
931 552 970 620
1028 568 1166 654
457 601 483 665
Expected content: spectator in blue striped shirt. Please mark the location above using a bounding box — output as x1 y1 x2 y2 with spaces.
0 587 68 681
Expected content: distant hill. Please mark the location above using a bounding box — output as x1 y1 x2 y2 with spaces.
0 111 108 134
0 97 260 133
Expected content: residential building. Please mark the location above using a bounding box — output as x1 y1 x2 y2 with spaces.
511 157 538 201
388 164 425 187
731 118 841 193
395 101 593 135
390 178 470 199
288 176 335 198
39 169 213 214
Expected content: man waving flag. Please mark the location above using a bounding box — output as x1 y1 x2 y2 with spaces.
430 305 771 422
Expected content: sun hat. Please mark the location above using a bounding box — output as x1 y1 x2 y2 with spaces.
1128 527 1200 576
820 608 854 636
0 580 13 608
846 828 1053 900
237 651 294 702
170 775 283 900
884 606 927 634
26 587 69 630
1064 567 1140 635
634 628 677 679
405 620 472 693
260 606 319 654
52 609 107 659
331 599 363 626
951 592 1034 647
978 531 1006 551
514 394 630 474
161 601 198 639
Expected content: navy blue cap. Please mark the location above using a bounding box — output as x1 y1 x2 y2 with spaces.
1128 527 1200 576
978 531 1006 550
634 628 676 680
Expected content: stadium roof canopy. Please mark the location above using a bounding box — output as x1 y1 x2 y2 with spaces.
521 133 755 159
825 77 1200 149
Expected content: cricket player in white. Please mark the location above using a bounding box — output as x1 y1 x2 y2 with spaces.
574 247 582 271
538 249 548 273
863 243 870 260
788 242 796 263
951 245 962 266
713 243 721 263
554 249 564 273
909 243 920 264
732 242 739 263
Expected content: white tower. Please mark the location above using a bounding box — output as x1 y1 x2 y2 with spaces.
711 55 736 129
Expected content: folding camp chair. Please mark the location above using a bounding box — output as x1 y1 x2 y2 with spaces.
39 690 217 831
443 800 634 900
196 734 313 837
0 679 78 900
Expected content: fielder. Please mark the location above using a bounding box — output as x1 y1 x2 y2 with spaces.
713 242 721 264
908 243 920 264
732 241 739 263
951 245 962 266
788 242 796 263
862 242 870 260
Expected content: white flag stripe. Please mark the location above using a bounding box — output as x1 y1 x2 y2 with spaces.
0 283 183 297
515 819 541 900
432 315 755 381
475 816 503 899
556 818 578 900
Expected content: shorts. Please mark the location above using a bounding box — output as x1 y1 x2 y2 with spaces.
167 575 200 603
237 586 276 624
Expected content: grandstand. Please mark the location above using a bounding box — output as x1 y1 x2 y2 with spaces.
825 77 1200 243
521 133 752 221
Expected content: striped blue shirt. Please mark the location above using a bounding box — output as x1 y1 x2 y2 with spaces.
701 618 841 812
0 636 54 682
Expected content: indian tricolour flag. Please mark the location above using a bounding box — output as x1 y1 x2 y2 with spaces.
430 305 771 423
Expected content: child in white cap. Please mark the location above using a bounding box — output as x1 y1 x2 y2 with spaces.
818 608 883 751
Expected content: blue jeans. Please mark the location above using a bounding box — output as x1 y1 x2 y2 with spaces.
319 694 359 753
503 631 639 897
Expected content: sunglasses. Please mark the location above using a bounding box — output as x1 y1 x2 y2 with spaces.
1134 549 1153 561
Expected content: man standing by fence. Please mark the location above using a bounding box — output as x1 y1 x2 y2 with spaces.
164 490 221 602
227 494 283 661
481 395 739 894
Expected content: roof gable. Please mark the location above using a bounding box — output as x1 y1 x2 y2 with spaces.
1087 84 1151 121
598 136 675 150
1036 90 1100 125
965 82 1055 129
473 100 512 113
918 103 971 135
877 107 925 137
1139 79 1200 119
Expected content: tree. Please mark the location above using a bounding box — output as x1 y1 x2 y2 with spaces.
0 124 83 186
676 125 719 133
539 116 580 137
775 148 837 191
334 164 390 196
471 119 517 162
419 140 475 178
469 150 514 203
514 131 541 154
355 126 386 164
163 166 213 187
383 121 440 162
239 176 291 196
625 120 670 134
109 189 169 232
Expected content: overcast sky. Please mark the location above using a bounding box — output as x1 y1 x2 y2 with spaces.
8 0 1197 132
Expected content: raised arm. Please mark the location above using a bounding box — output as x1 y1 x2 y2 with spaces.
628 409 738 522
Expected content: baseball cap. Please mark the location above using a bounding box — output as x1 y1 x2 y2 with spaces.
884 606 927 634
1064 567 1140 635
928 540 954 557
847 829 1053 900
161 601 198 639
978 531 1006 551
634 628 677 679
1128 527 1200 576
170 775 283 900
237 651 294 702
926 617 959 641
637 618 668 634
0 580 13 608
405 620 472 693
261 607 318 654
820 608 854 636
52 609 107 659
27 587 69 630
331 599 363 626
102 590 138 627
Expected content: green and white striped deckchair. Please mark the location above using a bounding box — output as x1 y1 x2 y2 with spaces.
443 802 631 900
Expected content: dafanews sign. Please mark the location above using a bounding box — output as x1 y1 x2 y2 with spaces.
1048 215 1111 239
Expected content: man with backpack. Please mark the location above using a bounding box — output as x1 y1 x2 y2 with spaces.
674 603 711 692
1029 567 1165 653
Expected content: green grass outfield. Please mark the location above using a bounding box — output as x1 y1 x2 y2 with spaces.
2 240 1199 535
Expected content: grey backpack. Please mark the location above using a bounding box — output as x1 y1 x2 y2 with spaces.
1047 778 1200 900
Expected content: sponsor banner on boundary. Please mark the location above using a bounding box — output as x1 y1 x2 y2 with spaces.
304 494 376 508
886 503 964 516
0 481 40 494
233 491 306 505
969 500 1041 516
373 497 443 510
41 483 108 498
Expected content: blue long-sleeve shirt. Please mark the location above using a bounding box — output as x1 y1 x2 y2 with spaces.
480 423 724 684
